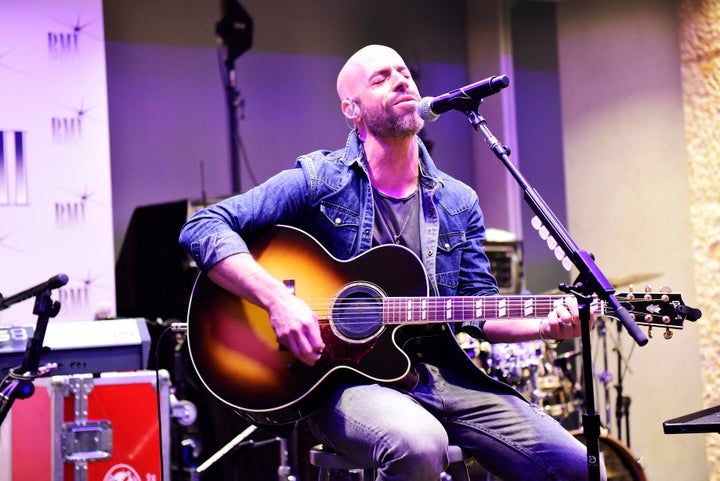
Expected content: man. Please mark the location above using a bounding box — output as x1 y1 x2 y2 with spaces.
180 44 603 481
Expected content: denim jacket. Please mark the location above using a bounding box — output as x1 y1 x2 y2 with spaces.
180 129 498 303
180 130 512 391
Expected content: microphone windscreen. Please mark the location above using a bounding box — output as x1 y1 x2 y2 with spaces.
417 97 439 122
48 274 69 289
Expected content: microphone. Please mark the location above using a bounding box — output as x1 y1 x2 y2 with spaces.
0 274 69 311
418 75 510 122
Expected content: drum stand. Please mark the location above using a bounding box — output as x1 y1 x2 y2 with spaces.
593 313 636 447
463 103 648 481
595 318 613 433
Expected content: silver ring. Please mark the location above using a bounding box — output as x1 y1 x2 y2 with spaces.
560 321 574 327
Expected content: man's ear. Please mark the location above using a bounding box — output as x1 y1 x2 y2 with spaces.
343 98 357 119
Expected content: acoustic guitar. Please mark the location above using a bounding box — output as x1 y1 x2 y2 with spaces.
186 225 699 425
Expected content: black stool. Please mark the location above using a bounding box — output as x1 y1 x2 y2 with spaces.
309 444 470 481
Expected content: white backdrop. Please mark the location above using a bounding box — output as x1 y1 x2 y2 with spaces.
0 0 114 325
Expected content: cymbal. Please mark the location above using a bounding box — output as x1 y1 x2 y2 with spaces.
607 272 663 288
542 272 663 294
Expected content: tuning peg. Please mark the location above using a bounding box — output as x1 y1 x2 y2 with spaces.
644 285 652 293
659 285 672 293
663 328 673 340
648 326 653 338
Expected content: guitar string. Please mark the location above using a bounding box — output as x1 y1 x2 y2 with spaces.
298 297 605 309
297 298 608 310
294 313 667 329
288 301 673 327
296 294 664 307
300 302 582 314
292 299 664 322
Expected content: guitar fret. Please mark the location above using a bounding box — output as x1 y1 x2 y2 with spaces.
484 297 497 320
429 299 439 320
384 298 395 324
524 298 534 317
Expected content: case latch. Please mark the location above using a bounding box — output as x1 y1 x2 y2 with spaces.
54 374 113 480
61 420 113 461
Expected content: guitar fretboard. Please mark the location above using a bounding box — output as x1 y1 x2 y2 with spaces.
383 295 579 324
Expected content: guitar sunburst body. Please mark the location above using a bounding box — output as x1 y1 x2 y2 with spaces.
188 225 430 425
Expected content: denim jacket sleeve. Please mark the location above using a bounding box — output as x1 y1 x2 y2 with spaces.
179 166 312 270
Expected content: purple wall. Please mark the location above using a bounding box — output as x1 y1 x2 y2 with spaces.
107 44 473 256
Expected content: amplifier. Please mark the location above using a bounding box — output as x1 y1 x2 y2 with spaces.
0 318 150 376
485 240 523 295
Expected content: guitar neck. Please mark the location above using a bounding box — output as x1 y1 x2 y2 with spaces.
383 295 577 325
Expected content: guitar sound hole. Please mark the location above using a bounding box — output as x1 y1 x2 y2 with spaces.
331 283 384 341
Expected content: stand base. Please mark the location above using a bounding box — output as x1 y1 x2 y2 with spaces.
572 430 647 481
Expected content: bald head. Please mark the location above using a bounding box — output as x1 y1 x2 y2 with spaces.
336 44 407 100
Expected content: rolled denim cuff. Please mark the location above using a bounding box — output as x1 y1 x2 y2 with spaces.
461 320 489 342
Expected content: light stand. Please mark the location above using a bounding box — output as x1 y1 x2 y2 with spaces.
216 0 253 194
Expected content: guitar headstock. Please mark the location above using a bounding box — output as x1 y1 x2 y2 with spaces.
607 288 701 339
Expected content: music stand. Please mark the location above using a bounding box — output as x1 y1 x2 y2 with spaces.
663 405 720 434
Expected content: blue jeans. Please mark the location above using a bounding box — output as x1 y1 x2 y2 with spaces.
309 363 606 481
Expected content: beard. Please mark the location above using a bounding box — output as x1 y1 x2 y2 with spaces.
361 102 424 140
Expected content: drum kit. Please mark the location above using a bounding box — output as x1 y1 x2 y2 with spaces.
457 334 584 422
456 335 649 481
457 272 662 481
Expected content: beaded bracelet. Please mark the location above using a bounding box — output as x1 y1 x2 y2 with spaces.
538 319 559 348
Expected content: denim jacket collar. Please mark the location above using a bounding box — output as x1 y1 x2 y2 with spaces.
340 129 444 192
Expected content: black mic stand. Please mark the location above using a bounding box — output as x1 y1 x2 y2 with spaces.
0 274 68 427
461 105 648 481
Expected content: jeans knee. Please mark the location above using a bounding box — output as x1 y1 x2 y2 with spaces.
378 427 449 480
